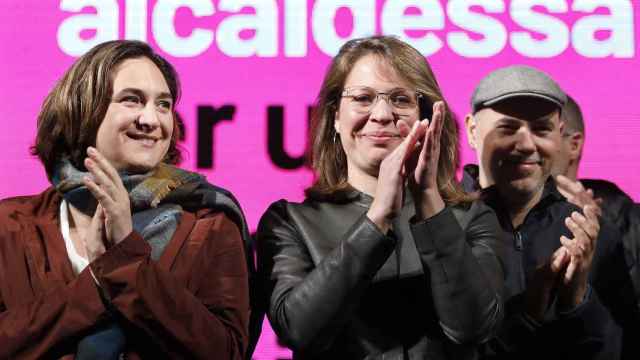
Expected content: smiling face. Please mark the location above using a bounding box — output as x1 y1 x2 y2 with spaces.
95 57 174 173
334 54 419 180
466 98 563 200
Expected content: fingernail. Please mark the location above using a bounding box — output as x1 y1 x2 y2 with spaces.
87 147 95 155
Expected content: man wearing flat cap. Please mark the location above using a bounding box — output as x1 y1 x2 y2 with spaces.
462 65 639 359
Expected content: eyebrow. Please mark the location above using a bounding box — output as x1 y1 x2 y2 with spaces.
114 87 173 101
496 114 555 124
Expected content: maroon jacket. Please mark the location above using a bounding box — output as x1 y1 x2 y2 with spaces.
0 188 249 359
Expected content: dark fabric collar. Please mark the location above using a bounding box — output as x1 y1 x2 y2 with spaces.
462 163 563 204
462 163 565 228
480 176 563 208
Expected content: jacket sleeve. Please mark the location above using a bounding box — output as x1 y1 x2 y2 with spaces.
410 202 504 344
0 265 107 359
89 212 249 360
256 200 396 353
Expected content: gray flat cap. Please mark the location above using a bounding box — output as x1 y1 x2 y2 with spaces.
471 65 566 113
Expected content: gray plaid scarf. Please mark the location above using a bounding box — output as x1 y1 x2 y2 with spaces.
52 159 250 359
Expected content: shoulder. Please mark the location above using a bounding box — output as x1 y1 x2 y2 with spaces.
258 199 301 231
0 188 59 232
189 210 245 256
259 198 324 222
581 178 632 203
449 199 498 229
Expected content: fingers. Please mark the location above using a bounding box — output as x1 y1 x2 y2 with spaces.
555 175 603 217
83 175 116 210
556 174 585 196
396 119 412 138
564 258 577 284
565 216 590 245
559 235 582 284
84 147 126 204
583 204 600 223
400 119 428 164
575 208 599 239
84 157 119 200
85 204 106 261
415 102 444 170
550 246 569 274
87 147 121 184
566 211 598 261
432 101 445 150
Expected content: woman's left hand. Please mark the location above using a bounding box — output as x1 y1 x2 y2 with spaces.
408 101 446 220
83 147 133 245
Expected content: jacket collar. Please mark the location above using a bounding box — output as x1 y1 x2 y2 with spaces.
343 186 415 209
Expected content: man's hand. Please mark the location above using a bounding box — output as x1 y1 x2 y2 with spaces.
525 246 570 322
555 175 603 217
557 205 600 310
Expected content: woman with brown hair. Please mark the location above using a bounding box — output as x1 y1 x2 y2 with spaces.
256 36 505 359
0 40 250 359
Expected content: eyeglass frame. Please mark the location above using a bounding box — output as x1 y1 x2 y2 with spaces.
339 86 425 117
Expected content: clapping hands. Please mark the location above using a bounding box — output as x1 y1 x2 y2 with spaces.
366 101 446 232
81 147 133 261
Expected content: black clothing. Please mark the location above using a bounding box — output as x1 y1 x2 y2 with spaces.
462 164 639 360
581 179 640 309
256 190 504 359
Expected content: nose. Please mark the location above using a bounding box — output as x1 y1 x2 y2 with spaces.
368 96 395 125
514 128 536 154
135 103 160 132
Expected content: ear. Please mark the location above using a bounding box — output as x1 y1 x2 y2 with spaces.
334 109 341 134
568 132 584 161
464 113 478 150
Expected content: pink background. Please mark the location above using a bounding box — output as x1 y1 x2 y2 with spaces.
1 1 638 358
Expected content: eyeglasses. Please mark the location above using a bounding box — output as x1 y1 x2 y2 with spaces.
341 86 422 117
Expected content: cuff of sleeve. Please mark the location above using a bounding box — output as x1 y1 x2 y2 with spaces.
90 231 150 280
410 206 459 254
556 284 593 318
361 214 394 242
73 266 109 318
409 206 447 225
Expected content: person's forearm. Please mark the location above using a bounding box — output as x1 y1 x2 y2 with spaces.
0 269 106 359
413 206 503 344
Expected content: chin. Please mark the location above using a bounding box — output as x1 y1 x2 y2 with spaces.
121 159 161 174
505 177 545 197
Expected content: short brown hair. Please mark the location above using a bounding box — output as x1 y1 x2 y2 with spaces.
306 35 470 205
32 40 182 180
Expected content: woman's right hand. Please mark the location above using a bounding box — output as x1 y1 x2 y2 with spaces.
85 204 107 263
367 120 428 233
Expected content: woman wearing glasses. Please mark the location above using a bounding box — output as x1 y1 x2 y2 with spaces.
256 36 504 359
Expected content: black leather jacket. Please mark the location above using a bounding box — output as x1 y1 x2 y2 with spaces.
256 190 504 359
